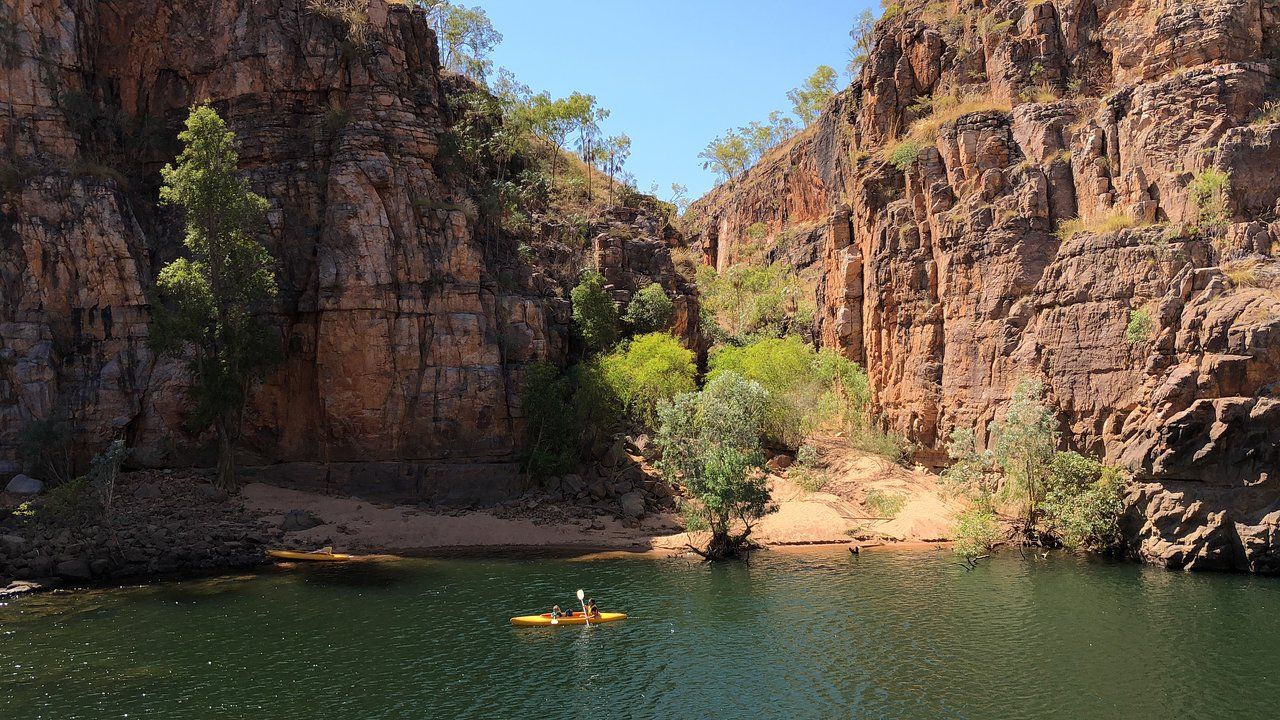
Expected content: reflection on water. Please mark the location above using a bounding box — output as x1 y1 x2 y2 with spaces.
2 549 1278 719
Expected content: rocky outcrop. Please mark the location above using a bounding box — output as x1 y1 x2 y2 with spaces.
687 0 1280 571
0 0 688 505
0 470 279 586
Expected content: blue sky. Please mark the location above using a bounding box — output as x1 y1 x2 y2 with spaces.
478 0 878 201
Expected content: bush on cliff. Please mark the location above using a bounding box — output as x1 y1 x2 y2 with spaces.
1041 452 1127 553
622 283 675 335
521 361 579 478
696 262 815 341
571 269 620 352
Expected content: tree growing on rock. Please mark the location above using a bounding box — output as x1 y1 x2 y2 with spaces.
150 103 280 491
788 65 838 127
571 269 620 352
656 372 777 560
418 1 503 81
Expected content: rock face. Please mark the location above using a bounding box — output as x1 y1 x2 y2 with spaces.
0 0 688 505
687 0 1280 571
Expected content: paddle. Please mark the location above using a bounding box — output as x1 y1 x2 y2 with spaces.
577 589 590 627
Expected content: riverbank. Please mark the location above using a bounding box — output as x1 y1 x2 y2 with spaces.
2 443 960 595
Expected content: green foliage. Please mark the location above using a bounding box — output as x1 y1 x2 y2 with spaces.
418 1 503 80
941 427 996 498
696 262 815 341
150 103 280 490
699 129 751 182
1042 452 1127 553
795 444 820 467
708 336 868 448
1188 168 1231 235
570 269 620 352
888 139 926 171
86 439 127 516
17 415 73 484
847 9 876 76
788 65 839 127
656 372 776 557
864 489 907 518
945 381 1128 554
988 378 1059 529
599 333 697 427
521 362 578 478
1126 308 1154 344
622 284 675 335
953 505 1004 562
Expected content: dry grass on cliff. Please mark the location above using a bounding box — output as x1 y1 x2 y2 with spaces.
1055 209 1150 241
1223 259 1279 290
882 90 1011 169
306 0 371 49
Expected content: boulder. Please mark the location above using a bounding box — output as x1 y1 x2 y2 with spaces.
766 455 793 472
619 492 646 519
5 474 44 495
601 440 627 467
280 510 324 532
588 480 608 500
55 559 92 581
0 534 25 555
562 474 586 495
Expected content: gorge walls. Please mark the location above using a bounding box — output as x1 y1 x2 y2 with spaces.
0 0 688 503
687 0 1280 571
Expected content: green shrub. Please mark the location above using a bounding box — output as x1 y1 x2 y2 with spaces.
571 269 620 352
795 444 819 467
697 261 815 340
600 333 696 426
953 505 1004 563
708 336 868 448
521 361 578 478
887 139 926 171
1041 452 1126 553
18 416 73 485
622 283 675 335
864 489 907 518
1188 168 1231 235
1126 308 1154 343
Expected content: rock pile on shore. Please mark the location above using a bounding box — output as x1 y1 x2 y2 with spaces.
493 435 678 525
1 471 280 591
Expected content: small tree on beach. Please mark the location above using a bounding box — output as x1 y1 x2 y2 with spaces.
150 103 280 491
656 372 776 560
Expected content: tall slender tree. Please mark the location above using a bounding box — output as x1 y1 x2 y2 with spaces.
150 103 280 491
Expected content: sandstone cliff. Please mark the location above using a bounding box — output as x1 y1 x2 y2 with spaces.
0 0 687 504
687 0 1280 571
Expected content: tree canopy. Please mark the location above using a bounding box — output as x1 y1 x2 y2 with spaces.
150 103 280 490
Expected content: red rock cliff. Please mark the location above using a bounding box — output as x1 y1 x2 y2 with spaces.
0 0 686 504
687 0 1280 571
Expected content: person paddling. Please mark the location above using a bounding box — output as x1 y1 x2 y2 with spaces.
585 598 600 619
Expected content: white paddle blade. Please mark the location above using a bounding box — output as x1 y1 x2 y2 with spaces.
576 589 585 601
551 618 558 625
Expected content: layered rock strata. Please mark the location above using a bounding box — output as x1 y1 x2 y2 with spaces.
687 0 1280 571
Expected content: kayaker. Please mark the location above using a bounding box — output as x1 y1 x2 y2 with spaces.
585 598 599 618
551 605 563 619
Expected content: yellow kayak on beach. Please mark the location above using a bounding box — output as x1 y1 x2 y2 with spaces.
511 612 627 627
267 549 353 562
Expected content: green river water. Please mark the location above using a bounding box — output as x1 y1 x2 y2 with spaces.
2 547 1277 719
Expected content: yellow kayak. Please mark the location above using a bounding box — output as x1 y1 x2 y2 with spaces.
267 549 353 562
511 612 627 627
